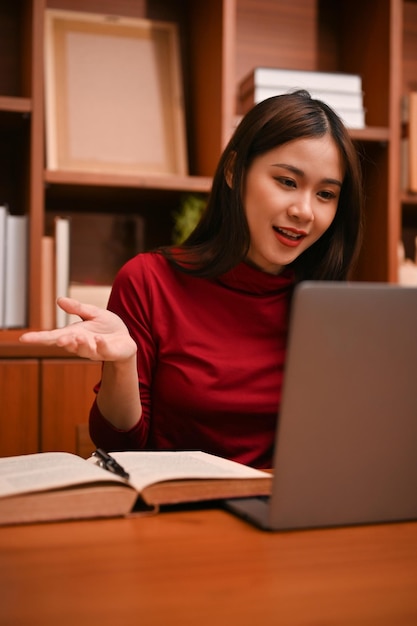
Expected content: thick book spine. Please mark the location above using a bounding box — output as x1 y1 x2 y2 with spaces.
41 235 55 329
4 213 28 328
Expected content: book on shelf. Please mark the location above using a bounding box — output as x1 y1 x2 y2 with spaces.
40 235 55 329
2 211 28 328
239 67 363 96
239 67 366 129
54 216 71 327
0 450 272 526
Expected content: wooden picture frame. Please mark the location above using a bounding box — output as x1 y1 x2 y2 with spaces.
44 9 188 176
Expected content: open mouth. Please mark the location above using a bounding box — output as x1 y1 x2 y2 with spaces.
273 226 305 241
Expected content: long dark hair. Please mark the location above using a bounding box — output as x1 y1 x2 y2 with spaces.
161 90 364 281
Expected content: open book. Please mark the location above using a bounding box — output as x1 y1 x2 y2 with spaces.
0 450 272 526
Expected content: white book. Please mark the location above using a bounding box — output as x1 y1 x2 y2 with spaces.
240 67 363 96
244 85 364 112
4 214 28 328
0 205 7 327
335 108 366 129
55 217 70 328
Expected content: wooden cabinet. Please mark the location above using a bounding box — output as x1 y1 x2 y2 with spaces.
0 355 101 457
40 360 101 455
1 0 416 452
0 360 39 457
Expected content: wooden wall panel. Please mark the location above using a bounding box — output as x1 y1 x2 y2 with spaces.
235 0 319 84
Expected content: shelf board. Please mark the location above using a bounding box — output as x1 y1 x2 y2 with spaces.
0 96 32 114
44 169 212 193
349 126 390 142
0 330 80 358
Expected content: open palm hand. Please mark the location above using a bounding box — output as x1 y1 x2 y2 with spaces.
20 297 137 362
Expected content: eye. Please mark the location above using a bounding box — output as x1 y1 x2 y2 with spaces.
276 177 296 189
318 189 338 201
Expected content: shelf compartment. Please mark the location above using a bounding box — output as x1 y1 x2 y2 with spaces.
44 170 212 215
0 0 33 99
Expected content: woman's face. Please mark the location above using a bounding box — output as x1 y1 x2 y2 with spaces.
243 135 344 274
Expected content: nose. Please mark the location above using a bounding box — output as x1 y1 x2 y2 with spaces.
287 196 314 222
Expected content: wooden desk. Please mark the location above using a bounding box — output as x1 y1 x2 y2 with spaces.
1 507 416 626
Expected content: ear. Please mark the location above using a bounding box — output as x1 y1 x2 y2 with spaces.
224 151 236 188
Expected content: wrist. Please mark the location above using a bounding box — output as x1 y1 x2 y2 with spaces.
103 352 137 373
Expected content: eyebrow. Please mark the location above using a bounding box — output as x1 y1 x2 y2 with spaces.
272 163 343 188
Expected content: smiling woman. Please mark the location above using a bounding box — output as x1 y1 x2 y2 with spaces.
243 135 344 274
20 91 364 469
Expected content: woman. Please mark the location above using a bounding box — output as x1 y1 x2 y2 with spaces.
21 91 364 468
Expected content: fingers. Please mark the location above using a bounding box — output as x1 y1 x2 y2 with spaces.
20 327 103 360
56 297 104 320
19 325 136 362
19 326 91 349
19 328 67 345
54 331 102 359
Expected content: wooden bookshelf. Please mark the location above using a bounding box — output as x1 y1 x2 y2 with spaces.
0 0 414 454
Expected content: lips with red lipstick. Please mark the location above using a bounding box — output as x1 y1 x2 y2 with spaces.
272 226 307 248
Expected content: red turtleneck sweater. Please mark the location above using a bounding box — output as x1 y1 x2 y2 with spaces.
89 252 294 468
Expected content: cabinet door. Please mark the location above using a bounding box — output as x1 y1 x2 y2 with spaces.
40 359 102 456
0 360 39 457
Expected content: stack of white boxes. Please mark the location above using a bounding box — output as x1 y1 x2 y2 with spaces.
239 67 365 129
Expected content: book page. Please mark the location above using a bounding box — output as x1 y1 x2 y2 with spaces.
107 451 269 492
0 452 123 498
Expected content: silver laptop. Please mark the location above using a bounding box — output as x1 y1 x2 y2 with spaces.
224 281 417 530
